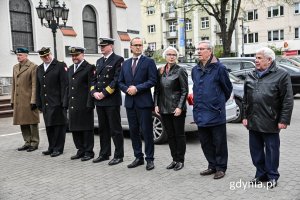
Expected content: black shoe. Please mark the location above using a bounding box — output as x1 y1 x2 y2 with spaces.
93 156 109 163
17 145 30 151
267 179 278 189
71 154 84 160
250 175 269 184
108 158 123 165
27 146 38 152
81 155 94 161
166 161 177 169
200 168 216 176
174 162 184 171
213 171 225 179
50 151 62 157
127 158 144 168
146 161 155 171
42 150 52 155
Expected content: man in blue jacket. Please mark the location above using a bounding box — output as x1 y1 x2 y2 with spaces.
191 40 232 179
118 37 157 170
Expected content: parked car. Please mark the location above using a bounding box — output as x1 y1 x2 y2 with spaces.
94 62 238 144
276 56 300 68
229 73 244 123
219 57 300 95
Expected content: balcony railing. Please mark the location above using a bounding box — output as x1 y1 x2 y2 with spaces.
165 31 178 39
163 12 177 20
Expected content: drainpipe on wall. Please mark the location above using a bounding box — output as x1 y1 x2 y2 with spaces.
108 0 113 38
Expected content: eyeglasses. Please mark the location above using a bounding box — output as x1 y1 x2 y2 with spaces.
196 48 210 51
131 44 143 47
166 54 177 57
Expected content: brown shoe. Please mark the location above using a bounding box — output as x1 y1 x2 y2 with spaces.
200 168 216 176
214 171 225 179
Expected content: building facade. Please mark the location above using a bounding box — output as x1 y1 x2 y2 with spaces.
0 0 141 95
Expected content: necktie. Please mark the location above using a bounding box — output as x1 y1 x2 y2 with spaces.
74 64 78 71
132 58 138 75
104 57 107 62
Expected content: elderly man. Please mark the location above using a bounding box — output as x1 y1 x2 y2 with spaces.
191 40 232 179
64 47 95 161
36 47 68 157
242 47 293 189
11 47 40 152
91 38 125 165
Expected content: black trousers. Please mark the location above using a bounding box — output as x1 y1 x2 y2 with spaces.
126 107 154 161
249 130 280 181
161 112 186 163
45 125 66 153
72 130 94 157
198 123 228 172
96 106 124 158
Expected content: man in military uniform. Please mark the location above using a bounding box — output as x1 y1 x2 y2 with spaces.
91 38 124 165
11 47 40 152
36 47 68 157
64 46 95 161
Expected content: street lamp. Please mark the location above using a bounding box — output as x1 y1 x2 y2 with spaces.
144 45 154 57
36 0 69 58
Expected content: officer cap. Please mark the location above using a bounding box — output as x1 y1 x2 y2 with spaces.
68 46 86 55
38 47 51 56
13 47 29 54
98 37 115 46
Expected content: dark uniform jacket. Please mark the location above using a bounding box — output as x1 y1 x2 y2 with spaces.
243 61 294 133
63 60 95 131
154 64 188 114
91 53 124 106
36 59 68 126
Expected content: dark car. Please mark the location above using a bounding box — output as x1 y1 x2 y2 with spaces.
219 57 300 95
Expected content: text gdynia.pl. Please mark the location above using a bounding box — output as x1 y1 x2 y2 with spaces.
229 179 273 190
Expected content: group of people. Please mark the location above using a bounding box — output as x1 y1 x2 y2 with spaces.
11 38 293 189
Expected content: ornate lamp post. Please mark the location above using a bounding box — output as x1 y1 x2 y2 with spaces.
36 0 69 58
144 45 154 57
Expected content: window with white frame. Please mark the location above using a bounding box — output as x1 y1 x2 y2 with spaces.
295 3 300 14
169 21 177 32
147 6 155 15
268 29 284 41
186 19 192 31
148 25 156 33
169 39 177 48
247 9 258 21
244 33 258 43
268 5 284 18
201 36 209 40
186 39 192 46
295 27 299 39
201 17 209 29
148 42 156 50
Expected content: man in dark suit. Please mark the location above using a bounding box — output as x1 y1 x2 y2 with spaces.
91 38 124 165
64 47 96 161
118 37 157 170
36 47 68 157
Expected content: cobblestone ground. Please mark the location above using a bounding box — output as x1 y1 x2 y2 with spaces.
1 98 300 200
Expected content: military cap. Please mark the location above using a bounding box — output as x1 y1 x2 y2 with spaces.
69 46 86 55
13 47 29 54
38 47 51 56
98 37 115 46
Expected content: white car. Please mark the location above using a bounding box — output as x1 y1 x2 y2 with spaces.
94 63 238 144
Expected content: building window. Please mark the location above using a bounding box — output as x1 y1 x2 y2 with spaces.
186 39 192 46
268 5 284 18
148 42 156 50
169 39 177 48
148 25 156 33
185 19 192 31
9 0 34 51
295 3 300 14
169 21 177 32
201 36 209 40
244 33 258 43
147 6 155 15
83 6 98 54
201 17 209 29
247 9 258 21
268 29 284 41
124 49 129 58
295 27 299 39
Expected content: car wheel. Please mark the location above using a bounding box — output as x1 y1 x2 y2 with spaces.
152 112 167 144
231 98 242 123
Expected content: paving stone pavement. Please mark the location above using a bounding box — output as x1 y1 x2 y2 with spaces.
1 98 300 200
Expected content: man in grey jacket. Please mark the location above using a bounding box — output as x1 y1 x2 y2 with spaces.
242 47 294 189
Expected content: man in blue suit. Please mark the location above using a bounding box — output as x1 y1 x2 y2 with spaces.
118 37 157 170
